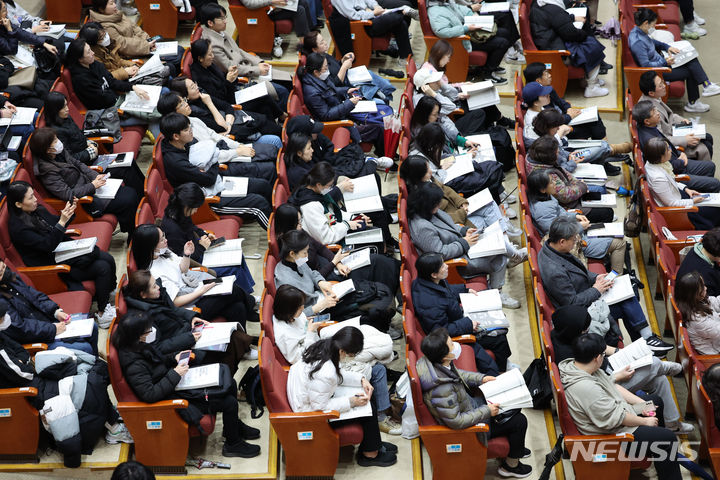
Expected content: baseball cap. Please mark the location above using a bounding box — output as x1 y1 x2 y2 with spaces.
522 82 553 106
286 115 324 136
413 68 444 88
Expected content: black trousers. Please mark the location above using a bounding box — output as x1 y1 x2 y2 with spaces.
674 0 694 23
329 10 411 58
196 284 258 328
95 184 140 235
226 161 278 186
332 395 382 453
108 161 146 197
65 248 117 310
489 411 528 459
567 118 607 140
470 27 513 70
476 333 511 373
269 0 314 37
663 58 708 103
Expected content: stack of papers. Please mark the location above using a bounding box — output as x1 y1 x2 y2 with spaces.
343 174 383 214
55 317 94 339
119 84 161 113
38 24 67 39
235 82 269 104
464 134 496 163
0 107 37 126
194 322 240 351
347 66 373 85
329 383 373 422
443 153 475 184
468 221 507 259
566 6 586 27
581 193 617 208
195 275 237 296
697 193 720 207
664 41 698 69
94 152 134 170
460 289 503 313
278 0 299 11
463 15 495 31
54 237 97 263
319 316 361 339
573 163 607 184
330 279 356 300
479 368 534 411
461 80 500 110
566 139 605 149
600 274 635 305
672 123 706 139
221 176 249 197
154 41 178 56
468 309 510 330
351 100 378 114
203 238 244 268
480 1 509 12
130 55 164 82
586 222 624 237
8 46 35 68
345 228 383 245
340 248 371 270
176 363 221 390
568 106 598 126
608 338 653 371
465 188 494 214
94 178 124 199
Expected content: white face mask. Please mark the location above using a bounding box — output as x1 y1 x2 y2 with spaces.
295 312 307 324
318 70 330 81
156 247 168 256
52 139 64 154
142 326 157 343
648 27 656 35
320 186 332 195
0 313 10 332
295 256 309 268
99 33 111 47
449 341 462 361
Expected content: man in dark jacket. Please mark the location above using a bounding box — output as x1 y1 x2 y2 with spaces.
410 252 510 375
160 113 272 229
676 229 720 298
633 100 720 193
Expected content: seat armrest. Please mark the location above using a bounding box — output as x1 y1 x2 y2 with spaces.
88 136 115 144
232 104 243 110
0 387 38 397
419 423 489 435
657 205 698 213
270 410 340 421
675 174 690 181
22 343 48 355
65 228 81 236
452 334 477 344
350 20 372 26
316 321 338 332
219 164 228 172
117 399 189 411
327 244 341 252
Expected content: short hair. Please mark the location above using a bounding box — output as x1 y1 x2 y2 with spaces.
157 92 183 116
190 39 210 63
572 333 606 363
301 161 335 188
642 137 668 164
532 110 565 137
169 76 191 97
123 270 154 300
632 100 655 126
702 228 720 257
527 169 552 203
273 285 307 323
421 328 451 364
280 229 310 259
65 38 88 67
199 3 226 27
634 7 658 26
111 461 156 480
638 71 659 96
547 216 581 243
407 181 444 220
528 135 559 166
523 62 547 84
415 253 444 281
426 39 453 71
160 113 190 140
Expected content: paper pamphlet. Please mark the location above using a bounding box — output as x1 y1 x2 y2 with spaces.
54 237 97 262
119 84 161 113
195 275 237 296
600 274 635 305
461 80 500 110
479 368 534 411
581 193 617 208
194 322 240 350
221 176 249 197
443 153 475 184
175 363 221 390
608 338 653 372
343 174 383 214
94 178 123 199
586 222 624 237
0 107 37 126
347 66 373 85
319 316 362 339
460 289 503 313
468 221 507 259
203 238 244 267
155 41 178 56
466 188 494 214
235 82 269 104
55 317 94 339
351 100 378 114
340 248 371 271
569 106 598 126
345 227 383 245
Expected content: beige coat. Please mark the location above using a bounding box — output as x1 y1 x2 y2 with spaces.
89 9 152 58
200 27 261 78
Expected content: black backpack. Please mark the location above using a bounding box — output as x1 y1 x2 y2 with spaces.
522 355 553 409
239 365 265 419
623 174 646 237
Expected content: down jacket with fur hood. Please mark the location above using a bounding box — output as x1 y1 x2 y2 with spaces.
287 358 365 413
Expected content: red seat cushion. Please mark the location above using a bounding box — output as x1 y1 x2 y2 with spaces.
189 414 216 437
198 220 239 240
81 280 96 297
178 7 196 21
455 344 478 371
466 279 488 291
487 437 510 458
587 261 606 275
468 51 488 66
668 80 685 98
115 130 143 155
73 221 114 251
49 291 92 314
275 19 293 34
96 213 119 229
657 7 680 24
371 37 390 50
334 423 364 446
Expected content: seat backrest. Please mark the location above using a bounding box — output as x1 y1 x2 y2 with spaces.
107 315 142 403
259 335 292 413
287 92 307 118
550 361 581 436
115 274 129 320
417 0 435 37
518 3 538 51
406 350 441 426
272 179 289 208
60 66 87 113
181 48 193 78
398 195 408 232
152 134 173 193
260 291 275 340
264 251 278 296
51 81 85 127
514 72 524 99
533 277 555 328
190 23 203 42
0 199 24 267
692 362 720 449
406 56 417 79
268 212 280 258
135 198 156 227
403 307 426 358
145 167 170 218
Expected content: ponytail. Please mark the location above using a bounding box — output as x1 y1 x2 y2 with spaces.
302 326 364 381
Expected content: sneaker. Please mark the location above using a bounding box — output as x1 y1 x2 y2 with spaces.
684 100 710 113
502 203 517 219
388 325 403 340
272 37 284 58
500 292 521 309
396 57 408 69
504 48 526 64
105 423 134 444
694 12 706 25
660 361 683 377
243 348 258 361
667 421 694 435
595 78 606 86
498 461 532 478
378 417 402 435
391 213 398 224
96 304 116 329
584 84 609 98
381 441 399 453
494 66 507 75
222 439 261 458
683 21 706 36
505 224 522 238
521 447 531 458
374 156 395 169
385 238 401 254
507 248 528 269
604 163 622 176
239 420 261 440
496 116 515 129
681 30 700 40
702 83 720 97
500 192 517 204
488 72 508 86
357 450 397 467
401 5 420 20
645 334 674 355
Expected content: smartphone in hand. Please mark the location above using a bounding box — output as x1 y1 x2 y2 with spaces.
202 277 223 285
192 323 204 334
209 236 226 248
604 270 619 282
311 313 331 323
178 350 192 366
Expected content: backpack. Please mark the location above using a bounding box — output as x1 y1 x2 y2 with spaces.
239 365 265 419
522 355 553 409
623 174 646 237
486 125 516 172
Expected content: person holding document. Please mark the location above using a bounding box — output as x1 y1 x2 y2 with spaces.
676 272 720 356
113 310 262 458
7 181 118 328
416 328 532 478
286 326 398 467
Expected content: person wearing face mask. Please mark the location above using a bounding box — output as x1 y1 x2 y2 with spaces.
416 327 532 478
29 127 141 238
287 326 398 466
131 224 259 328
113 310 262 458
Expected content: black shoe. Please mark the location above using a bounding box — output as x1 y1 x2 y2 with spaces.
379 68 405 79
521 447 531 458
498 461 532 478
603 163 621 176
222 440 261 458
385 238 400 254
646 334 674 355
381 441 398 453
599 66 609 75
494 66 507 74
357 450 397 467
239 420 261 440
379 45 399 58
601 60 613 70
487 72 508 86
497 116 516 129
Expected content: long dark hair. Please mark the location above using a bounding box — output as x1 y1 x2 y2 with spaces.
301 161 335 188
415 122 445 168
28 127 58 162
399 155 431 190
280 229 310 259
112 310 154 352
132 224 162 270
123 270 154 300
528 135 560 167
527 169 552 203
78 22 104 46
65 38 88 67
303 52 325 77
285 132 312 167
410 96 441 133
190 39 211 63
43 92 69 127
300 30 323 56
407 182 444 220
274 203 301 238
703 363 720 429
676 272 713 323
6 181 32 217
302 326 364 381
164 183 205 221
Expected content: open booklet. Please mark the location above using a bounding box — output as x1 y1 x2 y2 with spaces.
696 193 720 207
351 100 378 114
600 274 635 305
235 82 269 104
608 337 653 372
581 193 616 208
203 238 244 268
155 41 178 56
343 174 383 214
119 84 162 113
479 368 534 412
463 134 496 163
0 107 36 126
55 318 94 340
194 275 237 296
54 237 97 263
461 80 500 111
94 177 124 199
460 289 509 330
130 54 164 82
328 383 373 422
347 66 373 85
176 363 221 390
463 15 494 31
340 248 371 271
319 316 362 339
586 222 624 237
345 227 383 246
321 279 356 302
468 221 507 259
573 162 607 184
672 122 706 139
194 322 240 351
221 176 249 197
94 152 134 170
568 106 598 126
480 1 509 12
465 188 494 214
443 153 475 184
663 40 698 69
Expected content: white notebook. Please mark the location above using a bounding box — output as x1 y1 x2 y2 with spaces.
586 222 624 238
340 248 371 271
194 322 240 350
463 15 494 31
94 178 123 199
203 238 244 267
581 193 617 208
569 106 598 126
479 368 534 411
345 227 383 245
463 134 496 163
672 123 706 139
235 82 269 104
664 41 698 68
343 174 383 214
95 152 134 170
175 363 221 391
55 318 94 339
443 153 475 184
221 176 249 197
600 274 635 305
54 237 97 263
608 338 653 372
154 41 178 56
319 316 362 339
480 1 509 12
347 66 373 85
131 54 163 81
468 221 507 259
459 289 503 313
0 107 36 126
573 162 607 181
328 383 373 422
195 275 237 296
351 100 378 114
461 80 500 110
466 188 494 214
119 84 161 113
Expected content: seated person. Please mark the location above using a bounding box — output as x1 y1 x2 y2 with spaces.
411 252 513 373
416 328 532 478
410 95 475 155
408 183 521 307
523 61 606 140
286 325 398 466
529 0 608 98
638 70 713 161
29 127 140 236
169 76 282 148
633 100 719 193
159 112 272 229
0 260 98 355
198 3 289 113
7 181 117 328
675 228 720 297
642 137 720 230
676 272 720 355
629 8 719 113
237 0 316 51
527 169 626 272
559 333 683 480
526 135 612 223
0 0 59 60
113 310 261 458
702 363 720 431
538 216 673 353
123 270 254 375
132 224 258 327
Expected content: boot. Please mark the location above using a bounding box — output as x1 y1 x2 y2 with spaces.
610 142 632 155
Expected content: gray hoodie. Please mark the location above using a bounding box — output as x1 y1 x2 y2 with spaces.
557 358 637 435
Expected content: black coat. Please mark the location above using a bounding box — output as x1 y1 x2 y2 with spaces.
49 116 93 165
529 1 588 51
190 61 236 107
35 151 99 201
0 24 46 55
68 61 132 110
676 247 720 298
161 138 219 189
160 214 207 263
9 207 71 267
0 270 59 344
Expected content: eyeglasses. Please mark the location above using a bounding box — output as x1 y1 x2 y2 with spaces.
143 329 153 335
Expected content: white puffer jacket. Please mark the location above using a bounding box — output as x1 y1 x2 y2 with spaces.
287 359 364 413
686 296 720 355
273 313 320 365
329 324 393 378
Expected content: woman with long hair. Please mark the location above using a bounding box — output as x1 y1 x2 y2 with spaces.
676 272 720 355
284 132 316 191
702 363 720 430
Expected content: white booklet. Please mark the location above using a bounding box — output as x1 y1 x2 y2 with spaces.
130 54 164 81
586 222 624 238
464 134 496 163
566 7 587 17
608 337 653 372
697 193 720 207
566 139 605 149
461 80 500 110
155 41 178 56
95 152 134 170
347 66 373 85
672 123 706 139
573 162 607 182
195 275 237 296
328 383 373 422
569 106 598 126
480 1 509 12
55 317 94 339
0 107 37 126
581 193 616 208
278 0 299 12
203 238 244 267
466 188 494 214
175 363 221 390
601 274 635 305
468 221 507 259
351 100 378 114
94 177 123 199
664 40 698 68
221 176 249 197
38 24 67 39
194 322 240 350
119 84 161 113
319 316 361 339
331 279 356 300
345 227 383 245
467 309 509 330
340 248 371 271
54 237 97 263
479 368 534 411
463 15 494 31
343 174 383 214
460 289 503 313
443 153 475 184
8 46 35 68
235 82 269 104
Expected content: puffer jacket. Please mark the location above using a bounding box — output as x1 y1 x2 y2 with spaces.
273 313 321 365
686 296 720 355
427 0 474 51
529 1 587 51
409 209 471 261
287 358 364 413
415 355 491 431
331 324 393 378
0 269 60 344
90 43 136 80
301 72 354 122
525 155 587 209
88 9 152 58
411 277 473 338
35 151 99 202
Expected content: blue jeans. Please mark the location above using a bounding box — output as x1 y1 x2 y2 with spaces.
256 134 282 149
587 184 607 193
609 297 648 340
272 82 289 114
48 321 99 356
370 363 391 411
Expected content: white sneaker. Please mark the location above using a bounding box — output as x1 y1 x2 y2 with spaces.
694 12 706 25
507 247 528 269
702 83 720 97
391 213 399 224
401 6 419 20
683 21 707 36
105 423 134 444
96 304 116 329
374 156 395 169
504 47 526 64
502 203 517 219
684 100 710 113
243 347 259 360
500 292 521 309
584 84 609 98
505 224 523 238
500 191 517 204
506 362 521 371
595 78 606 86
272 36 284 58
667 421 695 435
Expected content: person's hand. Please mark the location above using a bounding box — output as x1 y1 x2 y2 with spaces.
348 220 362 230
574 15 585 23
54 322 67 335
236 145 255 157
338 178 354 192
488 403 501 416
462 203 469 213
341 53 354 67
361 377 374 396
666 55 675 66
226 65 239 83
200 282 217 294
132 86 150 100
148 39 157 51
336 263 351 275
567 108 582 119
0 18 11 31
332 250 350 265
259 62 271 75
174 363 189 376
271 0 288 6
373 5 385 15
198 235 212 250
482 376 496 383
88 143 98 157
315 294 338 311
464 228 479 246
192 329 202 341
558 125 574 137
307 319 322 332
668 46 681 54
440 157 455 169
43 43 58 56
359 214 372 225
59 198 77 226
91 174 107 189
348 87 360 95
350 392 370 407
458 91 469 101
679 152 688 165
349 95 360 105
593 273 613 293
569 151 585 163
32 22 51 34
54 309 70 322
613 365 635 382
685 188 700 197
192 318 209 327
468 288 479 295
470 2 481 11
183 240 195 256
198 92 212 105
125 65 139 77
318 281 335 297
576 214 590 230
421 83 436 97
643 416 659 427
464 139 478 149
693 195 705 204
686 134 700 147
